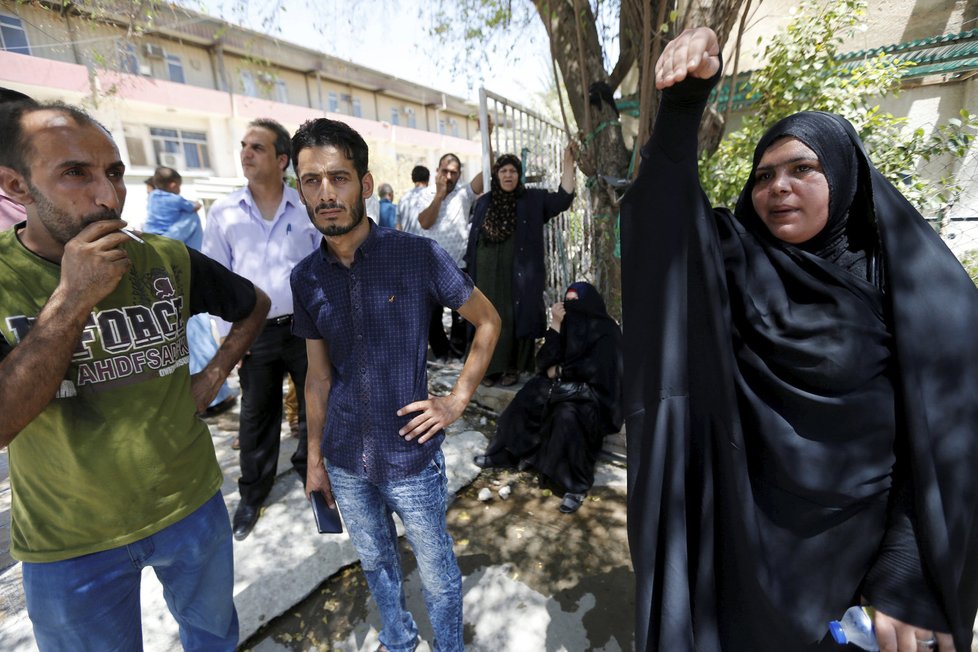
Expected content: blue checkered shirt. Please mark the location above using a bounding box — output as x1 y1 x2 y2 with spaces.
291 221 474 482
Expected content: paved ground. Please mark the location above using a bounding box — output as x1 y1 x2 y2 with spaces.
0 359 632 651
241 462 632 652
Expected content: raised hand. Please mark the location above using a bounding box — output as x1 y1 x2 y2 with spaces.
655 27 721 90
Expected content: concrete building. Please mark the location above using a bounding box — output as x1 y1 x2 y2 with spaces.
0 0 484 226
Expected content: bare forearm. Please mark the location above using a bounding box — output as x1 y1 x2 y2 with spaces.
206 289 270 379
305 380 329 467
0 286 93 446
418 198 443 230
560 165 576 194
452 318 499 404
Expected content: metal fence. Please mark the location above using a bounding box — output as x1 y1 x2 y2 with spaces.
478 88 595 303
906 121 978 287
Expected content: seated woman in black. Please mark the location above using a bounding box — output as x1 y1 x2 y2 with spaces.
473 281 622 513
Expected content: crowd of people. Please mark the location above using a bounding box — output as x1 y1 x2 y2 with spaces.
2 20 978 652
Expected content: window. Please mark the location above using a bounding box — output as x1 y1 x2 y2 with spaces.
390 108 399 126
274 79 288 104
150 127 211 170
352 98 362 118
119 42 139 75
438 119 445 135
165 54 185 83
328 92 338 112
240 71 257 97
449 118 460 137
0 14 30 55
407 112 417 129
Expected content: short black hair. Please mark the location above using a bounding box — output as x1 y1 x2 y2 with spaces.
438 153 461 170
151 166 182 189
0 102 108 179
291 118 369 180
411 165 430 183
249 118 292 160
0 87 35 105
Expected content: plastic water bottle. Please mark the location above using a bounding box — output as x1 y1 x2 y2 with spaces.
828 606 879 651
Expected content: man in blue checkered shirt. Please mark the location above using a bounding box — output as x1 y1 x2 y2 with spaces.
289 118 500 652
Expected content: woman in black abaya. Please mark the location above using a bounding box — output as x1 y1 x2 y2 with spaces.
621 27 978 652
465 148 576 387
474 282 622 513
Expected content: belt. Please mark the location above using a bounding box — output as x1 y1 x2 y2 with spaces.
266 314 293 326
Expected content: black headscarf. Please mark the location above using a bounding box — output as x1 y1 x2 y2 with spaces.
481 154 524 243
621 68 978 651
735 111 882 287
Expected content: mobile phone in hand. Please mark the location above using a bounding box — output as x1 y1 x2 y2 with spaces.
310 491 343 534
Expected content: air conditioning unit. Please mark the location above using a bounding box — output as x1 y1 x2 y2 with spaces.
403 106 415 116
159 152 185 170
143 43 165 59
257 72 274 84
138 63 152 76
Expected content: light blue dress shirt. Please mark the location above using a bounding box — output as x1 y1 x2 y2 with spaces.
203 184 320 332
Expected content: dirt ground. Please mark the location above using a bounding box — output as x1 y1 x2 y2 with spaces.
241 464 634 651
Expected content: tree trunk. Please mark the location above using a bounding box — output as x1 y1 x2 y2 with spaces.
533 0 629 317
531 0 750 318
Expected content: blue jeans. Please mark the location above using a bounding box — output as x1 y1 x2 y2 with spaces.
327 450 463 652
22 491 238 651
187 314 234 407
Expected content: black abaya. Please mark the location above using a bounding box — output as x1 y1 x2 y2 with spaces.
621 66 978 651
485 283 623 494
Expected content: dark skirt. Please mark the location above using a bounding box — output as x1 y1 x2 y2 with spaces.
476 235 534 377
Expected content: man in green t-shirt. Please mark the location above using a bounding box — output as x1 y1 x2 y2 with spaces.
0 101 270 650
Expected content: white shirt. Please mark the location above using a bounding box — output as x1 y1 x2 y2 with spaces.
365 194 380 221
397 185 430 236
203 184 320 328
420 183 476 268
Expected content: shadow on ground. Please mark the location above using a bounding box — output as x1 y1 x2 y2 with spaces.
242 467 634 651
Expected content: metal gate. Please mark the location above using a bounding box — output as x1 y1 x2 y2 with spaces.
478 88 594 304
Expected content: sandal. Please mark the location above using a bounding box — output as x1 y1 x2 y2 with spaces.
481 377 497 387
559 492 586 514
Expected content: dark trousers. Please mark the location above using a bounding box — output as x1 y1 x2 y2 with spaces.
237 323 308 506
429 305 467 358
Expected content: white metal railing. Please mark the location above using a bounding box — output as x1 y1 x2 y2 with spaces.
477 88 594 302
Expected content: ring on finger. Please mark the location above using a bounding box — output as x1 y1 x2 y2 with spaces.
916 635 937 649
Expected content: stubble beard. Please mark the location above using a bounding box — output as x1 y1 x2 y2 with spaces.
308 194 366 237
27 182 120 244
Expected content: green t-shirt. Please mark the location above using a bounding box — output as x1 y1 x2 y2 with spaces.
0 230 223 562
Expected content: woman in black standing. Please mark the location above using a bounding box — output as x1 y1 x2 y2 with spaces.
466 145 577 386
622 27 978 651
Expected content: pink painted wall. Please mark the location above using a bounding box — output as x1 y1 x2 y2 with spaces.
0 50 479 155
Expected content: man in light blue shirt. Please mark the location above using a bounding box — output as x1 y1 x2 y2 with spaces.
202 118 320 540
